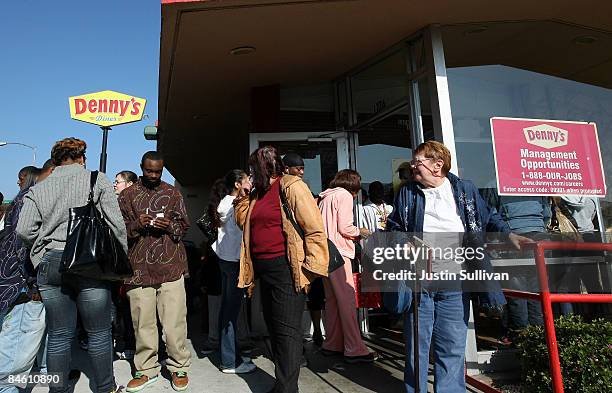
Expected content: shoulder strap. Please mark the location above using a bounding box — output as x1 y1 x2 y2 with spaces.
88 170 99 203
279 184 305 240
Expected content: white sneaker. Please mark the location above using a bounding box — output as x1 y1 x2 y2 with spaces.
221 362 257 374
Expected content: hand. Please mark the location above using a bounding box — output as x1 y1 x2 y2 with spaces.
508 233 534 250
359 227 372 239
239 186 249 197
151 216 171 230
138 214 154 227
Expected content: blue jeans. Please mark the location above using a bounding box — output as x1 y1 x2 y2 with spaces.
404 291 469 393
218 260 246 369
38 250 114 393
506 276 543 331
0 301 46 393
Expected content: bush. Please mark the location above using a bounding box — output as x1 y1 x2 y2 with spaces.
515 314 612 392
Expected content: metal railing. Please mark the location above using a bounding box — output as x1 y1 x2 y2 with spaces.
500 241 612 393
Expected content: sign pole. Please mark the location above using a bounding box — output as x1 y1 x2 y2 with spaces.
100 126 110 173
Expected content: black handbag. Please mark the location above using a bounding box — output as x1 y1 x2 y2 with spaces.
195 210 218 243
60 171 133 281
279 187 344 274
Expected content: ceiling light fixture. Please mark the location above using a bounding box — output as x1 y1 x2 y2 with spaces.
230 46 256 55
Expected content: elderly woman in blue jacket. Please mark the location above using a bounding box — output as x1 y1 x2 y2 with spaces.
387 140 530 393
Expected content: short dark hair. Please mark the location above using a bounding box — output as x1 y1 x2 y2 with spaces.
51 137 87 166
282 153 304 168
329 169 361 194
141 151 164 165
117 170 138 183
368 181 385 204
42 159 55 171
0 191 3 204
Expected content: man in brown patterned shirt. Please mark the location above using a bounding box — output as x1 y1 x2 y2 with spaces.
118 151 191 392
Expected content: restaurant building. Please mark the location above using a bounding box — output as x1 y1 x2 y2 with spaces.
157 0 612 376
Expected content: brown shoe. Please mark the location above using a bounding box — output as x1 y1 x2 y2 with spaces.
171 371 189 391
126 373 158 392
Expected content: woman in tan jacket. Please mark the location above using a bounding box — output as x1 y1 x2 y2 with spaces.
234 146 328 393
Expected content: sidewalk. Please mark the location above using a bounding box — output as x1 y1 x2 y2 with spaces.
31 339 407 393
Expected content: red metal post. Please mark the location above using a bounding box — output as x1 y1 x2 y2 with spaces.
534 244 564 393
470 241 612 393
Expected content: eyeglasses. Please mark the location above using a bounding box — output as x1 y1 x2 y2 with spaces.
409 157 432 168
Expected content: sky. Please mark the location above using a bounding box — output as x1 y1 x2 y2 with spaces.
0 0 172 201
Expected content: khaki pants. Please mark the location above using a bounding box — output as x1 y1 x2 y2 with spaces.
127 276 191 376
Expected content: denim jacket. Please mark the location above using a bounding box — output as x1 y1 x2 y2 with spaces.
386 172 510 308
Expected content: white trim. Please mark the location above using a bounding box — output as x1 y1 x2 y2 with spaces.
427 25 459 175
249 131 350 170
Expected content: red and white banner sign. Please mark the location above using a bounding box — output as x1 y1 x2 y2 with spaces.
490 117 606 197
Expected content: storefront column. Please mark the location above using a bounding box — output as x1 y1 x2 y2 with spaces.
424 25 459 174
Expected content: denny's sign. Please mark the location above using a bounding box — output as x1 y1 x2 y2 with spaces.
69 90 147 127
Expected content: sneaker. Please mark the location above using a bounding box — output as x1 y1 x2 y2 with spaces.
344 352 379 364
116 350 135 360
171 371 189 391
126 373 158 392
221 362 257 374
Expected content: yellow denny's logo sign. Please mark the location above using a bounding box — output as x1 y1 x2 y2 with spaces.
69 90 146 127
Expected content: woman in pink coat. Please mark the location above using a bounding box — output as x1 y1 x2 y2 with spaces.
318 169 378 363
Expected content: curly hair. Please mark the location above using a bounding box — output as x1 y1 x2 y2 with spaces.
51 137 87 166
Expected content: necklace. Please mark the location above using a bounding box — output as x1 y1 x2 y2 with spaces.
373 203 388 229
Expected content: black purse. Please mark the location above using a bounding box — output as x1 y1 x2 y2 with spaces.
279 187 344 274
195 211 218 243
60 171 133 281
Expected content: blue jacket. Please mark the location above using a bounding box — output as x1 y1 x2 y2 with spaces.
386 172 510 308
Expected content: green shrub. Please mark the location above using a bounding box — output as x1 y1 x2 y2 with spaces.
515 314 612 392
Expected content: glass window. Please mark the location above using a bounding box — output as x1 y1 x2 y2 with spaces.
351 49 409 124
336 79 349 129
448 64 612 229
357 106 413 203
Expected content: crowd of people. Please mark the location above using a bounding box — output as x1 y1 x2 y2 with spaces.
0 137 602 393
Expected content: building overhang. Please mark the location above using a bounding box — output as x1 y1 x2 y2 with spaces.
159 0 612 185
